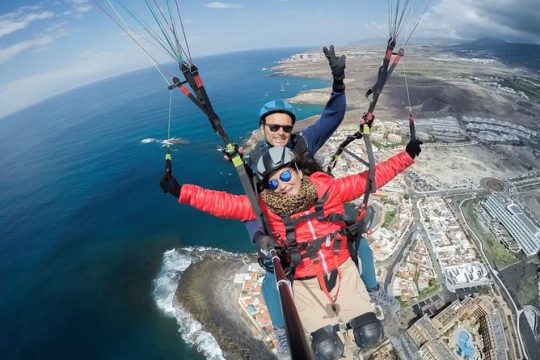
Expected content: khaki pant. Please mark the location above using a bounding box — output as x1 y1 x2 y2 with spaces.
293 258 373 359
294 258 373 332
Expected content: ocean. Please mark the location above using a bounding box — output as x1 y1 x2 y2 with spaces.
0 48 328 359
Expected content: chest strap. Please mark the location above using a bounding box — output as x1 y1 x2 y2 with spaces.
297 230 346 304
280 190 352 273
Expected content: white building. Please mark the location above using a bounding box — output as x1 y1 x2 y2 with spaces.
481 195 540 256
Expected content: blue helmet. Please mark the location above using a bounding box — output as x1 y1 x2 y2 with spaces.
259 100 296 124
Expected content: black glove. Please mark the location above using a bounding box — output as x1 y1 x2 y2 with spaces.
323 45 346 92
253 231 279 257
160 174 181 198
406 139 423 159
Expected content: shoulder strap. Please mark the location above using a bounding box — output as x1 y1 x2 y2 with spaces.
290 133 308 155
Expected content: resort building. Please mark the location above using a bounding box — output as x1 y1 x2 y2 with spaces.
406 296 509 360
481 195 540 256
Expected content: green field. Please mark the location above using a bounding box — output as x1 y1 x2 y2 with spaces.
417 282 440 300
461 199 518 268
382 209 396 228
516 275 538 306
500 77 540 104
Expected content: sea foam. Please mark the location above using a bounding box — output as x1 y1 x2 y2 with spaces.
152 247 236 360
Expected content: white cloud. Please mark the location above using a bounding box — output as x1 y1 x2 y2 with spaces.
0 8 55 39
206 2 242 9
418 0 540 44
64 0 92 14
0 36 53 62
0 24 70 63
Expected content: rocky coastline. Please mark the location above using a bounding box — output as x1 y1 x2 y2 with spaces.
174 253 275 359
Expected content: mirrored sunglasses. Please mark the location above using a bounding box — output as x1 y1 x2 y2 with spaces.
265 124 293 133
266 169 293 190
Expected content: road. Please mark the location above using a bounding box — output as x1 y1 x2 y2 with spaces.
380 181 530 358
382 191 457 304
383 227 415 293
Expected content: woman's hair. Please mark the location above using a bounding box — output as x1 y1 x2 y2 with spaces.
294 152 324 176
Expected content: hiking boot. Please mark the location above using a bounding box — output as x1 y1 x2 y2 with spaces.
275 327 291 360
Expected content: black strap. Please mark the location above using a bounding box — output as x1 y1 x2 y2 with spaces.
282 214 303 269
291 134 308 154
171 62 270 235
278 190 356 276
297 231 342 261
325 37 410 230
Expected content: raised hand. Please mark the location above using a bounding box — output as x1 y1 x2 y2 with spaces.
323 45 346 81
406 139 423 159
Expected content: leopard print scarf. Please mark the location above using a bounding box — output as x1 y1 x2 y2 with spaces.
261 177 318 215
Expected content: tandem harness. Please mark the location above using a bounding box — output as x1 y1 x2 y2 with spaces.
276 190 361 304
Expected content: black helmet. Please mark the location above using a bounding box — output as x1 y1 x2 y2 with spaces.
259 100 297 124
256 146 296 180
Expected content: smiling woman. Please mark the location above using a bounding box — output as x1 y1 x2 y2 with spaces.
162 144 416 358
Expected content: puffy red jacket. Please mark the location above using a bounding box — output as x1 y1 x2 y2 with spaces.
179 150 413 278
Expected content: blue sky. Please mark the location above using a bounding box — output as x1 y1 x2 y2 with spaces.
0 0 539 119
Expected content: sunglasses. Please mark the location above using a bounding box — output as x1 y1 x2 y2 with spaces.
266 169 293 190
265 124 293 133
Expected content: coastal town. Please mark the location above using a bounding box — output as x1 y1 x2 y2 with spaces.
172 44 540 360
233 112 540 359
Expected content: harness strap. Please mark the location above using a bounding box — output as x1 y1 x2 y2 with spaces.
315 258 342 305
282 214 302 269
297 233 344 304
314 191 327 217
282 191 349 226
291 134 308 154
278 190 354 284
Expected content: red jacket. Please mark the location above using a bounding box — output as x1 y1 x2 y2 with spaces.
179 150 414 278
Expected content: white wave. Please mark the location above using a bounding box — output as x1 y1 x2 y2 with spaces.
152 246 238 360
175 305 226 360
141 138 159 144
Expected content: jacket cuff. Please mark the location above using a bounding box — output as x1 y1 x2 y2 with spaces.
332 79 345 92
401 150 415 164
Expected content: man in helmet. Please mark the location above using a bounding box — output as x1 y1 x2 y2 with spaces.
245 45 346 173
242 45 346 358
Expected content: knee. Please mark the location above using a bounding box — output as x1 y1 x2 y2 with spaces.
310 325 344 360
349 312 383 349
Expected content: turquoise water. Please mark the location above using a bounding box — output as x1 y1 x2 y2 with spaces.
456 329 475 359
0 48 328 359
